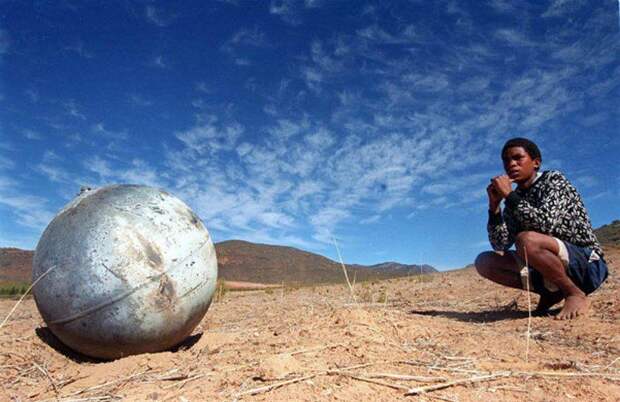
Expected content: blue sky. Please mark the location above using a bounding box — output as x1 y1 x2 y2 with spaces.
0 1 618 270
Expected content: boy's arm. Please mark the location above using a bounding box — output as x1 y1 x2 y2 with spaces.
487 210 514 251
504 171 571 233
486 181 513 251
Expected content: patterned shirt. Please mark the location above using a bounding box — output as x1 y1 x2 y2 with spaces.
488 170 603 257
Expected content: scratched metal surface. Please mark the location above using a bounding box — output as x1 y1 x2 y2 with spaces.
32 185 218 359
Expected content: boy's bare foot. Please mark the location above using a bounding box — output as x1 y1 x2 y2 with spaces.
534 291 563 315
555 294 589 320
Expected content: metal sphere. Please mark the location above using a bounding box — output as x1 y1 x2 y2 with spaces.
32 185 218 359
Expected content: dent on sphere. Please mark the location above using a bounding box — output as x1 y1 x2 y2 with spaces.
32 185 218 359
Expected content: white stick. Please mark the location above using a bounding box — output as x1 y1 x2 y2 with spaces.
0 264 57 330
332 235 355 301
524 246 532 363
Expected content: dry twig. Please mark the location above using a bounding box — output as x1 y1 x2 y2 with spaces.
234 362 381 397
64 369 152 397
399 360 484 375
406 372 511 395
516 370 620 380
33 362 59 396
161 373 207 390
41 396 121 402
338 372 410 391
235 372 319 396
365 372 447 382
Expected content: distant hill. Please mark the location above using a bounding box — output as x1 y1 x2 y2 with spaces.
0 248 33 282
595 220 620 248
0 240 436 286
216 240 436 285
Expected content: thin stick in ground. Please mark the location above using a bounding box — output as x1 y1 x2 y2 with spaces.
332 235 356 302
523 245 532 363
0 264 58 330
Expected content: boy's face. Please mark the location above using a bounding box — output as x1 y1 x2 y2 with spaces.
502 146 540 184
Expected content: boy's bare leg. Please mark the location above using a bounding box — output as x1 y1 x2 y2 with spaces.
475 251 523 289
475 250 563 313
516 231 589 320
534 289 564 314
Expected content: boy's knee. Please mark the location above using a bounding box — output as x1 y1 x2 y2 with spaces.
474 252 485 270
475 252 494 276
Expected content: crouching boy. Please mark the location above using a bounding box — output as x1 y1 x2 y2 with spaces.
475 137 608 320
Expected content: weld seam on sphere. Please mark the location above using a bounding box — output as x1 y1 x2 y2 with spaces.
48 240 209 325
32 185 218 359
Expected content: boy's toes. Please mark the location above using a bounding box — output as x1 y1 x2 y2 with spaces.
555 295 589 320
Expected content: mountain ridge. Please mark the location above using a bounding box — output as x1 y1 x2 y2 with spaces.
595 219 620 247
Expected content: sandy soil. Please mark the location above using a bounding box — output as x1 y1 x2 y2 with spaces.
1 248 618 401
222 281 283 291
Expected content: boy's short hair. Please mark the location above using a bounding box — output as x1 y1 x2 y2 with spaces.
501 137 542 170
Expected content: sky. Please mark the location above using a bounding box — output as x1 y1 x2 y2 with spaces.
0 1 618 270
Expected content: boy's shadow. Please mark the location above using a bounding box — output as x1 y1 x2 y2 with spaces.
409 308 558 323
35 327 203 363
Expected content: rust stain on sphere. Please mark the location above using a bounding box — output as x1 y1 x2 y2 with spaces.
32 185 218 359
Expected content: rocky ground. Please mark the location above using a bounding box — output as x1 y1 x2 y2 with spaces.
1 247 618 401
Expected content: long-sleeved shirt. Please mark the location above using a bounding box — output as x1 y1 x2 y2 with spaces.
487 170 603 257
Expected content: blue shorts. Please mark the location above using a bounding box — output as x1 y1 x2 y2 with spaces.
530 241 608 295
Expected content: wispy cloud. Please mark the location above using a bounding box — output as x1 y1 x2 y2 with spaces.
92 123 128 140
310 41 343 73
195 82 212 93
234 57 251 66
301 66 323 92
229 27 268 48
356 24 417 45
574 175 599 189
0 155 14 170
64 40 93 58
175 117 243 155
150 55 168 69
37 163 71 183
85 155 113 178
494 28 536 47
0 177 55 231
270 0 302 25
145 6 173 27
542 0 587 18
221 27 270 66
25 89 39 103
64 100 87 120
128 94 153 107
360 214 381 224
23 129 42 140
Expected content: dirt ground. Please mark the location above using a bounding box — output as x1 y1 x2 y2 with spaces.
1 248 618 401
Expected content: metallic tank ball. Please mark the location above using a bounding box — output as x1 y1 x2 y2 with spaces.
32 185 218 359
